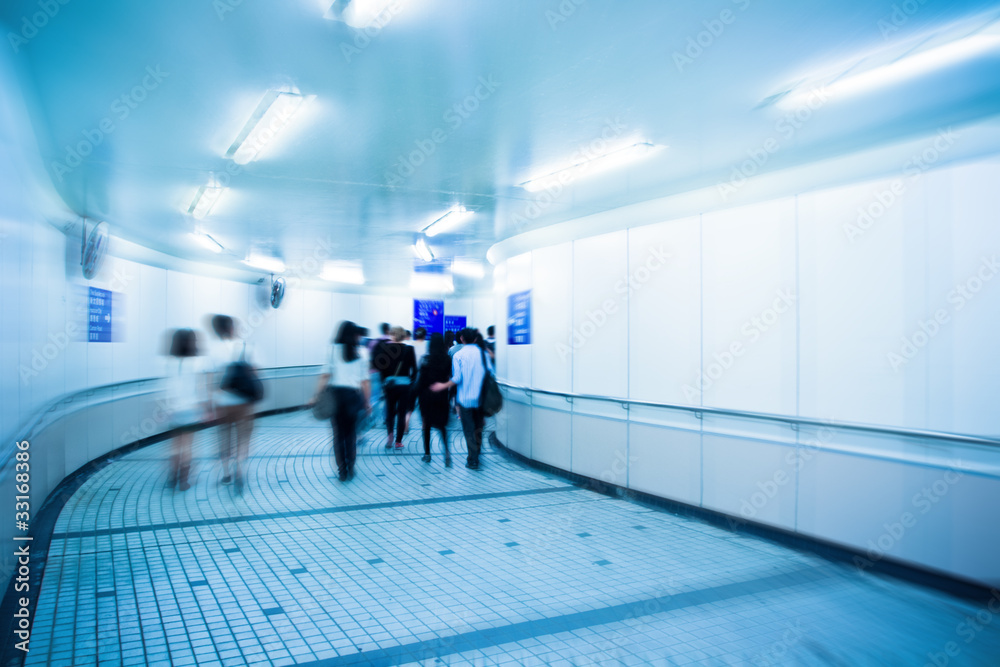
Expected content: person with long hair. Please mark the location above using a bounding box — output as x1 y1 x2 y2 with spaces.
208 314 257 494
165 329 206 491
411 333 453 466
315 321 371 481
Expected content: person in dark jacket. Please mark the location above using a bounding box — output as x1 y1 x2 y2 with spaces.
373 326 417 449
412 333 453 466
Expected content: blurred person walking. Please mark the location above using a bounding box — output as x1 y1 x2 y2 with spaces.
165 328 207 491
411 332 453 466
209 314 259 494
431 328 493 470
315 321 371 481
375 326 417 450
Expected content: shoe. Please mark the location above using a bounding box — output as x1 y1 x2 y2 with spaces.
445 458 452 468
220 474 232 485
233 475 244 495
466 462 479 470
338 471 348 482
421 454 431 463
178 481 191 492
395 442 404 450
347 468 355 481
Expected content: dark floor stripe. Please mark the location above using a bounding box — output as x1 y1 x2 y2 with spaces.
295 565 834 667
50 486 580 540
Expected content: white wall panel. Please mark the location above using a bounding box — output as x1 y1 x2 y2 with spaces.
701 199 797 415
572 231 628 398
531 243 573 394
531 406 571 470
628 216 701 405
628 423 701 506
570 414 628 487
702 434 796 530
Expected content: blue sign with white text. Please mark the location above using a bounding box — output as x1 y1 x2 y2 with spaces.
507 290 531 345
444 315 466 332
88 287 113 343
414 299 444 335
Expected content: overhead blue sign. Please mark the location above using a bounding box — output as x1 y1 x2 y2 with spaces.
507 290 531 345
444 315 466 332
88 286 114 343
414 299 444 335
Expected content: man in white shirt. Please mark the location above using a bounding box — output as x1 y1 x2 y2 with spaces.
431 328 492 470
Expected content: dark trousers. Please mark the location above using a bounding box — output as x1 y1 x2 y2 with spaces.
422 423 448 458
458 406 484 466
384 383 410 442
331 387 362 476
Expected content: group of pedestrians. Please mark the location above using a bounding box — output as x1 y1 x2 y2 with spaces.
315 322 496 482
161 315 497 492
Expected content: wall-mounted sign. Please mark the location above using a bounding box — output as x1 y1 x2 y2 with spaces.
444 315 466 332
507 290 531 345
88 286 114 342
414 299 444 335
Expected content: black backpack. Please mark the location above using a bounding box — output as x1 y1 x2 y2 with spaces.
478 348 503 417
221 342 264 402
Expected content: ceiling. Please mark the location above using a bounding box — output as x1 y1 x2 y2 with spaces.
3 0 1000 292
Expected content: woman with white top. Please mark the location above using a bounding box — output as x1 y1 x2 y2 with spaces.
208 314 257 494
314 321 371 482
165 329 207 491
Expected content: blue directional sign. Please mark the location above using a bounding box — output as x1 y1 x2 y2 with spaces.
414 299 444 335
444 315 466 332
88 287 114 343
507 290 531 345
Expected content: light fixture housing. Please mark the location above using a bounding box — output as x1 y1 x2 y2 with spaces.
188 185 226 219
409 272 454 293
191 231 224 253
243 252 286 274
519 142 659 192
320 261 365 285
422 206 474 237
325 0 405 28
226 91 307 165
413 237 435 262
451 258 485 279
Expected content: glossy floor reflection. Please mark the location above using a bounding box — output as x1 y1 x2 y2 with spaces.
24 410 1000 666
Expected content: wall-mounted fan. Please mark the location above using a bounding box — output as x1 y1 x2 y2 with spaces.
81 219 109 280
270 276 285 309
256 274 286 309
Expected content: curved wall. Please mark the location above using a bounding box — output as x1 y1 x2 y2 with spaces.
491 153 1000 588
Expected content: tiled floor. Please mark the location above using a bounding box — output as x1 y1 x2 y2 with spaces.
23 410 1000 666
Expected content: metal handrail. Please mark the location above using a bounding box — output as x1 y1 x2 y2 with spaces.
498 381 1000 448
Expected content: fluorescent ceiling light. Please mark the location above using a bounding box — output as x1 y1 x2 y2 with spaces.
188 185 226 219
410 272 454 293
243 252 285 273
227 92 307 165
413 237 435 262
423 206 474 237
326 0 405 28
191 231 224 253
519 142 659 192
779 34 1000 109
320 261 365 285
451 258 485 279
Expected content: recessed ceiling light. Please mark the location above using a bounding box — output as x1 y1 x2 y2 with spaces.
227 91 308 165
320 261 365 285
188 185 226 219
423 206 474 237
519 142 660 192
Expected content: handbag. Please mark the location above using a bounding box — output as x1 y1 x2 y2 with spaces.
478 348 503 417
383 360 411 388
312 385 337 420
220 342 264 402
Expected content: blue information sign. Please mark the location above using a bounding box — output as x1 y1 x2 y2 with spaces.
444 315 466 332
507 290 531 345
88 287 113 343
414 299 444 335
